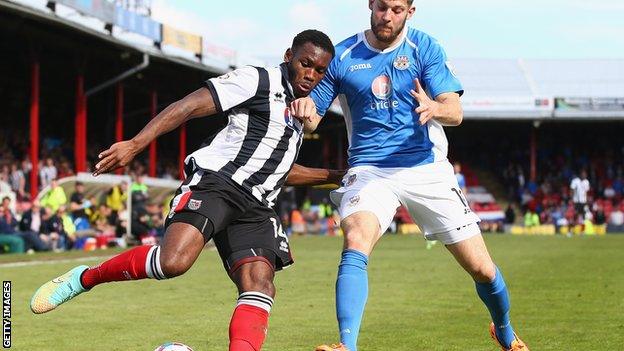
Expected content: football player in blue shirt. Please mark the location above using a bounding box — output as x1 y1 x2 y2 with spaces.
308 1 530 350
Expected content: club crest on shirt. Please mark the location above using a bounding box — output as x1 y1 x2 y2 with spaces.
348 195 360 206
284 107 293 126
393 55 410 70
344 174 357 187
283 108 302 133
188 199 202 211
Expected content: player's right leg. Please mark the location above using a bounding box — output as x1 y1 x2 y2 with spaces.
317 168 400 351
30 221 208 314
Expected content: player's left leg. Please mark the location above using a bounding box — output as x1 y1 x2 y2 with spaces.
445 233 528 350
228 260 276 351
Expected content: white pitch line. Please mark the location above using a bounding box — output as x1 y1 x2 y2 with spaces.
0 255 114 268
0 245 217 268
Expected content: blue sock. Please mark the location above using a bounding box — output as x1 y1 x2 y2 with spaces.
336 249 368 351
475 267 516 348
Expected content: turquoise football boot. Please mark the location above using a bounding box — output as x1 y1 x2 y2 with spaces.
30 265 89 314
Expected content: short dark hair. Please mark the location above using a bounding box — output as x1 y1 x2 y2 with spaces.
2 196 9 203
292 29 335 57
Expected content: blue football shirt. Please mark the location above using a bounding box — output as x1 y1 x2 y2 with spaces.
311 28 463 168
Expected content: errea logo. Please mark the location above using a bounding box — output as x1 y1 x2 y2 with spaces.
349 63 372 72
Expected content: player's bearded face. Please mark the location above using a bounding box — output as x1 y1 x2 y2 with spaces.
371 15 406 42
369 0 411 43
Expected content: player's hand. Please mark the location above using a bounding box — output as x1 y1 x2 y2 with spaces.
410 79 440 126
93 140 140 176
328 169 347 186
289 96 316 123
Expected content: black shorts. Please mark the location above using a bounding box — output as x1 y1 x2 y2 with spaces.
164 166 293 273
574 202 586 215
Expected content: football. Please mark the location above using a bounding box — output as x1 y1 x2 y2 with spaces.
153 342 194 351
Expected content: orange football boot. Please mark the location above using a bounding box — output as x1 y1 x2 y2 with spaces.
315 343 349 351
490 322 530 351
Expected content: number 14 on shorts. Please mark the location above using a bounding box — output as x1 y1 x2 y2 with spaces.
451 188 471 214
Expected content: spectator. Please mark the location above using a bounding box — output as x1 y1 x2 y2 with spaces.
130 201 150 241
57 205 76 247
106 181 128 212
504 204 516 224
603 184 616 199
0 196 18 234
115 202 129 238
92 204 116 235
1 196 48 252
131 174 148 201
583 206 595 235
594 205 606 226
0 172 12 195
570 170 590 218
550 205 565 233
20 199 44 233
69 181 90 228
454 162 467 195
40 207 64 251
57 160 74 178
20 159 32 195
524 209 540 227
290 208 305 235
145 201 164 237
9 163 25 200
39 157 57 189
40 178 67 212
0 196 25 253
608 207 624 233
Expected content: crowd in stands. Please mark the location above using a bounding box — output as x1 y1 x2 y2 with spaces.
496 144 624 234
3 125 624 254
504 168 624 234
0 169 171 254
0 133 173 253
0 130 179 199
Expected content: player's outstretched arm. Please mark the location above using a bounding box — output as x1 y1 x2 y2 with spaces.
93 88 217 176
285 164 345 186
410 79 463 126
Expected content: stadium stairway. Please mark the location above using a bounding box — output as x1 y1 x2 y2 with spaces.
470 167 510 208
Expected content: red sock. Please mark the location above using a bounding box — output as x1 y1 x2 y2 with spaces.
229 304 270 351
80 245 164 289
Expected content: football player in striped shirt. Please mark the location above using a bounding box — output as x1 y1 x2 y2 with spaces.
31 30 339 351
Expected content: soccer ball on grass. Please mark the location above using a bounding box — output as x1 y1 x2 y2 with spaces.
153 342 194 351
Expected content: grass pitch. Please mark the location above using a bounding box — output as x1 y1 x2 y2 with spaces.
2 234 624 350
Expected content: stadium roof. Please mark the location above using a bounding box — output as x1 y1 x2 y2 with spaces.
2 0 228 75
6 0 624 121
456 58 624 119
457 58 624 98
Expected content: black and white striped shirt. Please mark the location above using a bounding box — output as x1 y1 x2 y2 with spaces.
186 63 304 207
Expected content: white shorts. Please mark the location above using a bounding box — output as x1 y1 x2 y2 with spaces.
330 160 481 245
